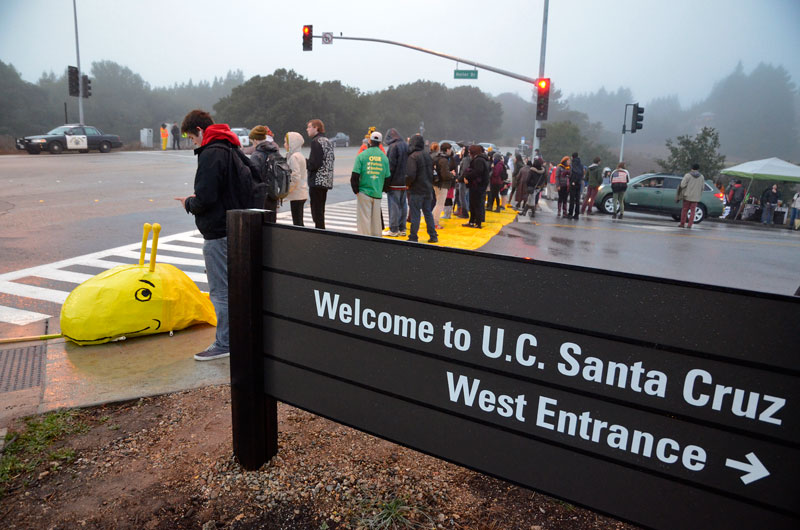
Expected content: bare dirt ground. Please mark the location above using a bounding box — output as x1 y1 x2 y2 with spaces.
2 385 637 529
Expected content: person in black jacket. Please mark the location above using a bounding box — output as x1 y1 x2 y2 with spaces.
306 118 334 229
405 135 438 243
175 109 247 361
384 128 409 236
462 144 490 228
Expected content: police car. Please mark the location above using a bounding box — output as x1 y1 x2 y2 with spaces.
16 124 123 154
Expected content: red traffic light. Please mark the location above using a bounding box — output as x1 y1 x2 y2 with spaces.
303 25 313 51
303 25 310 35
536 78 550 91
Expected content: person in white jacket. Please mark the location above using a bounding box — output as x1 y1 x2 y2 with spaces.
284 131 309 226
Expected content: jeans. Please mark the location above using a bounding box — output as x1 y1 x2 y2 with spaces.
790 207 799 228
408 193 437 241
387 189 407 233
203 237 229 351
761 202 776 224
458 182 469 213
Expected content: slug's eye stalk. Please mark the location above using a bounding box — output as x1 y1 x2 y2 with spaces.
135 288 152 302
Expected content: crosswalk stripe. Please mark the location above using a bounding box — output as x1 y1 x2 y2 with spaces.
0 280 70 305
0 305 52 326
31 269 94 285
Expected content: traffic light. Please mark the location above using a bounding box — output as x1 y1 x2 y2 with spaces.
303 25 313 51
630 103 644 133
68 66 79 97
81 75 91 98
535 78 550 120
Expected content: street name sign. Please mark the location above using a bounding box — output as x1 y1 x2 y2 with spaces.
228 210 799 530
454 69 478 79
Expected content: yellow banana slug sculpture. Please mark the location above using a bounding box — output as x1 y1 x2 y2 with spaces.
60 223 217 346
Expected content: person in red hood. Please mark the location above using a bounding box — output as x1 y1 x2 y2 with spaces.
174 109 246 362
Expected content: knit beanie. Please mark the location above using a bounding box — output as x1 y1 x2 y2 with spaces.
249 125 272 141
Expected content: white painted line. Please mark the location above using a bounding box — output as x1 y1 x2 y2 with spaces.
145 243 204 255
0 280 69 304
30 269 93 285
120 251 205 267
0 305 51 325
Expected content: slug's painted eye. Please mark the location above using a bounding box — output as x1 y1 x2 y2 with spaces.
135 288 152 302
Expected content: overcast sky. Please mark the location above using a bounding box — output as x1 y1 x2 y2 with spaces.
2 0 798 107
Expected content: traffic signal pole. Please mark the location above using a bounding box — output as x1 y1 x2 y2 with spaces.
72 0 84 124
533 0 549 152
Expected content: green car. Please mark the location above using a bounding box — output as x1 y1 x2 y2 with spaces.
595 173 724 223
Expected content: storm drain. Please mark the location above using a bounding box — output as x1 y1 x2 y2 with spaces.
0 345 45 393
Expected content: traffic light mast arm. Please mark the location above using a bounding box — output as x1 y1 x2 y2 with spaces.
319 34 539 85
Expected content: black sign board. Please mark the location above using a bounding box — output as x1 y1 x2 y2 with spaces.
228 210 800 530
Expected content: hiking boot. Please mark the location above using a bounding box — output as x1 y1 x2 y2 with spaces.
194 345 229 361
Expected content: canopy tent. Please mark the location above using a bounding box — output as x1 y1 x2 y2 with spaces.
721 157 800 182
720 157 800 221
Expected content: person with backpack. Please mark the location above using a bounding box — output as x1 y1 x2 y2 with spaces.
567 152 584 219
556 156 571 217
249 125 285 223
351 131 390 236
487 153 507 213
521 159 546 217
726 179 745 220
431 142 454 229
174 109 248 361
610 162 630 219
306 118 335 229
284 131 309 226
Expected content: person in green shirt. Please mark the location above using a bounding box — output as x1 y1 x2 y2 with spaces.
351 131 390 236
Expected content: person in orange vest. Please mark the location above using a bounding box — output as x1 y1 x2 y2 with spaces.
160 123 168 150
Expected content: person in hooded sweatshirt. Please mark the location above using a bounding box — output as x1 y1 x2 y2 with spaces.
405 135 438 243
249 125 281 223
175 109 246 362
581 157 603 215
462 144 491 228
676 163 705 228
384 128 409 237
284 131 309 226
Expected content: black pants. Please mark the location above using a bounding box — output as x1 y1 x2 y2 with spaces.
727 200 742 219
557 187 569 213
290 199 306 226
487 184 501 211
263 196 278 223
172 137 180 150
568 185 581 216
469 189 485 227
309 187 328 229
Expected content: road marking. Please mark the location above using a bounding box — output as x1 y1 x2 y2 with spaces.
0 200 371 326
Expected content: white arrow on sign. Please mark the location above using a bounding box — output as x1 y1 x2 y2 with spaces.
725 452 769 485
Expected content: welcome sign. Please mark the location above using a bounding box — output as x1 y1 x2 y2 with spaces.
227 210 799 530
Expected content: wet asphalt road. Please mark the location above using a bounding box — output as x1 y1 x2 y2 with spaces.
1 148 798 297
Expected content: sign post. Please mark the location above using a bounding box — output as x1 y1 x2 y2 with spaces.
229 212 800 530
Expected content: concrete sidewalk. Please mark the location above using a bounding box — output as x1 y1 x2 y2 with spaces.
0 323 229 427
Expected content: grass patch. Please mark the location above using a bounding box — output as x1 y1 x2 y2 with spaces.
358 495 431 529
0 409 88 497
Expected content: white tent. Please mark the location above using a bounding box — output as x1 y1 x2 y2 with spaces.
721 157 800 221
721 157 800 182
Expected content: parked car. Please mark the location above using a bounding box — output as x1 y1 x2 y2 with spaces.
478 142 499 154
16 124 123 154
595 172 724 223
231 127 251 147
330 132 350 147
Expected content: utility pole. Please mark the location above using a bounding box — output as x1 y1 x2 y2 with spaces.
72 0 84 124
533 0 549 152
